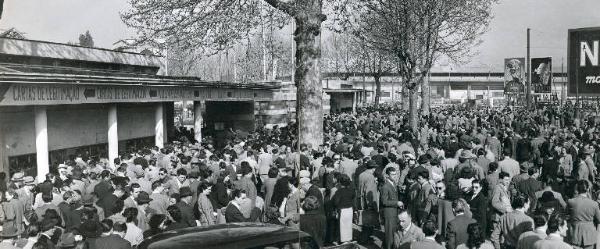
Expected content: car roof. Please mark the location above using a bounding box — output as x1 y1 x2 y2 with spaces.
138 222 312 249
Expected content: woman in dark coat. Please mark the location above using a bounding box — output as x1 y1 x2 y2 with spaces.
299 196 326 248
332 174 355 244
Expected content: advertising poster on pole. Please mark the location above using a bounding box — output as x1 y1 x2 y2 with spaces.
531 57 552 93
504 58 525 94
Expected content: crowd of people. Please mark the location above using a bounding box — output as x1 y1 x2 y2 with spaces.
2 102 600 249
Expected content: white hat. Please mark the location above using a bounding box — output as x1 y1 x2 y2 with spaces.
299 177 311 185
299 170 311 178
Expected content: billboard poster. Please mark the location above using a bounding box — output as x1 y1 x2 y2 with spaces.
531 57 552 93
504 58 525 94
568 27 600 96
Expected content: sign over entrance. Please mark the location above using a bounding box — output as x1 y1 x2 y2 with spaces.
569 27 600 96
0 83 268 106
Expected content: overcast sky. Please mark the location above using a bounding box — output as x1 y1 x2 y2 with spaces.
1 0 599 72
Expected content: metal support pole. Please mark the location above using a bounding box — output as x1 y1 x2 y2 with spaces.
526 28 531 109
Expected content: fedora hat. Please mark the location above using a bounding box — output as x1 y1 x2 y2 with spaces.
135 191 153 204
299 177 311 185
11 172 24 182
23 176 35 186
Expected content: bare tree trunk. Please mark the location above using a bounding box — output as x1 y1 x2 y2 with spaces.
402 86 409 111
225 49 230 81
233 50 237 82
218 52 222 81
409 88 419 132
269 12 275 80
294 6 323 149
272 58 278 80
374 74 381 106
261 6 267 81
245 35 251 82
421 73 430 117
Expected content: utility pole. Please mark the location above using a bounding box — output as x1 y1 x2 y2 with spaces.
562 57 565 106
526 28 531 108
291 18 295 85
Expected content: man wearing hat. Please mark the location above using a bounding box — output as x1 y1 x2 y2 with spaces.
135 191 154 231
16 176 35 214
577 147 596 183
454 150 485 180
175 186 197 227
58 164 69 181
509 163 531 195
537 191 561 217
10 172 24 187
581 146 596 183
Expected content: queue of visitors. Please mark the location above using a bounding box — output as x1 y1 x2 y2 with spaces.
1 102 600 249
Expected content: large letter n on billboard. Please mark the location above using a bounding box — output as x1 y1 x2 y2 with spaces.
581 41 599 66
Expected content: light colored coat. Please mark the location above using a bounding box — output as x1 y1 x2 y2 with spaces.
517 229 547 249
533 234 573 249
358 169 379 211
197 192 216 226
410 238 444 249
567 194 600 247
491 210 534 249
2 199 25 234
491 183 512 215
